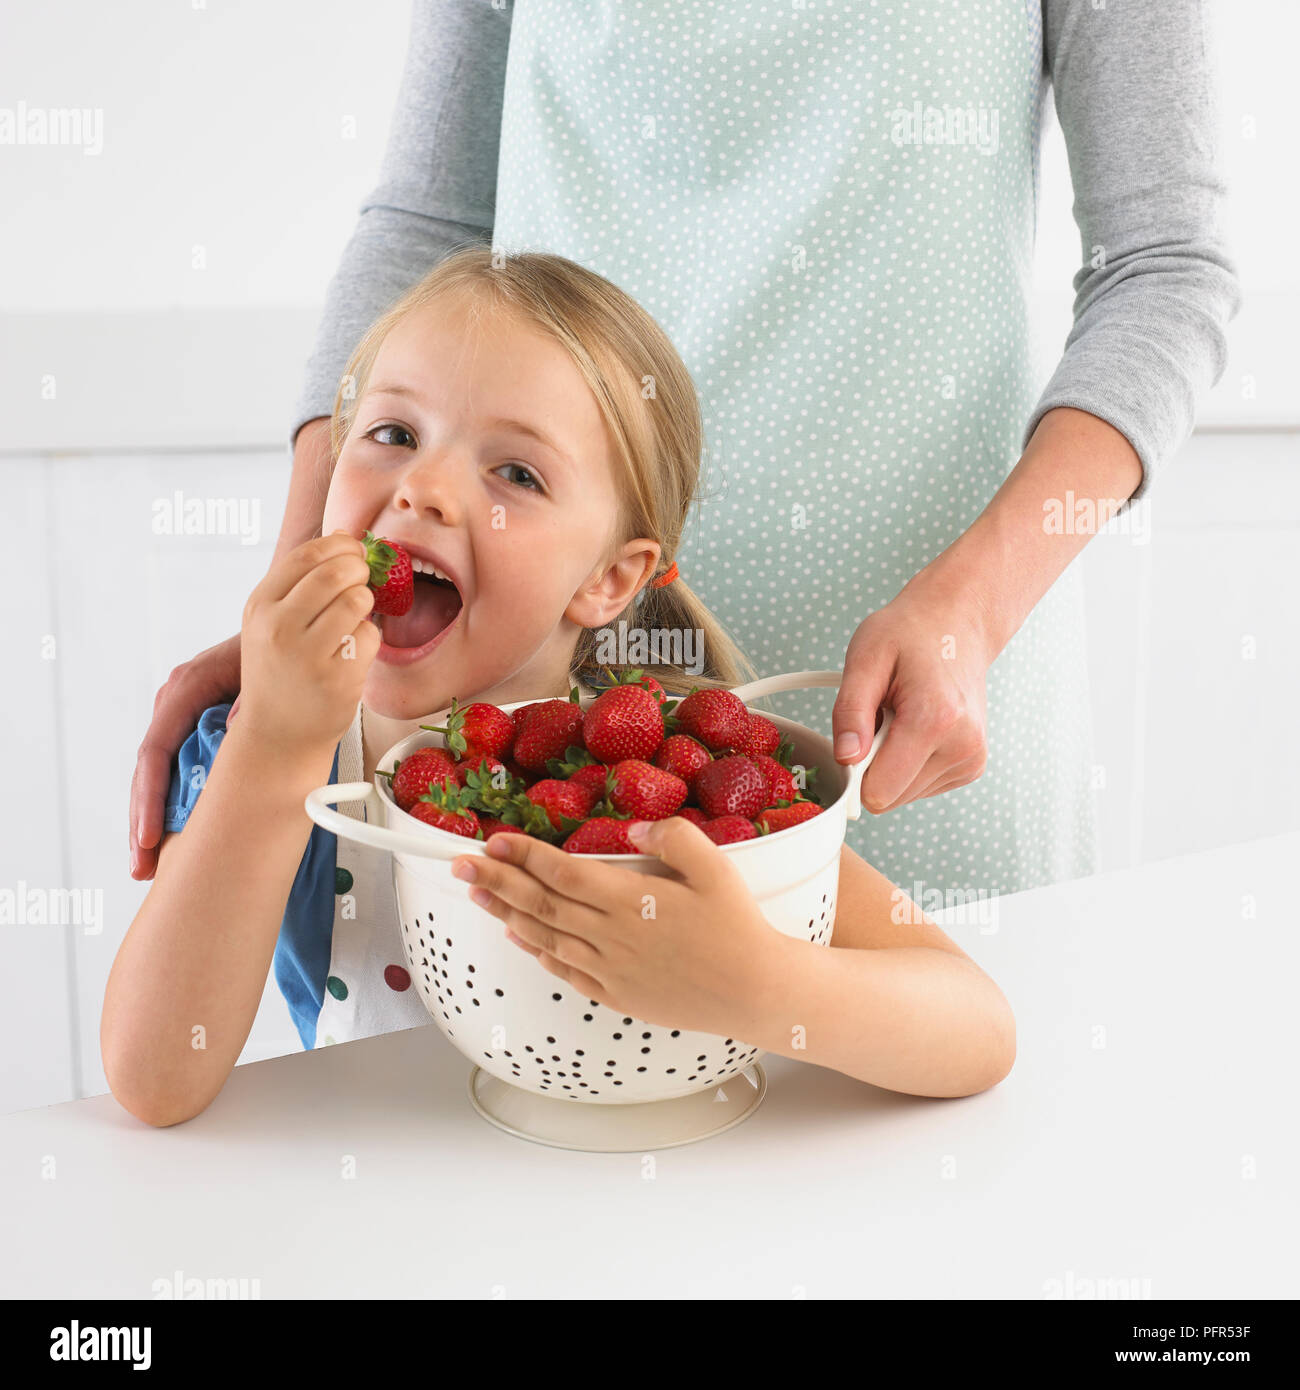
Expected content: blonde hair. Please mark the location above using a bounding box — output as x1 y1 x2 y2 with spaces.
329 243 755 694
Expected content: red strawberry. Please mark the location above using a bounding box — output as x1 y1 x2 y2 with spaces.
750 753 798 805
582 685 664 763
477 816 528 840
513 692 586 770
389 746 459 812
672 688 749 751
564 762 613 796
701 814 759 846
424 698 514 761
676 806 709 827
510 704 539 739
754 801 823 834
653 733 712 789
362 532 414 616
694 753 769 819
546 745 601 775
521 778 599 832
608 759 687 821
734 712 782 757
454 752 508 785
600 664 670 706
562 817 644 855
409 782 480 838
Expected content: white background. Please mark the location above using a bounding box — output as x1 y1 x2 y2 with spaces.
1 0 1296 1115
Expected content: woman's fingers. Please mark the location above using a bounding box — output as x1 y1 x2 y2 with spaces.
859 699 944 812
861 684 987 813
890 750 987 810
128 745 170 881
129 633 242 880
832 626 895 761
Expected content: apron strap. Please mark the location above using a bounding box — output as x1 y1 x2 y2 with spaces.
337 703 368 823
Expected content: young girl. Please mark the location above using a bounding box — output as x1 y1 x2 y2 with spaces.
102 247 1015 1127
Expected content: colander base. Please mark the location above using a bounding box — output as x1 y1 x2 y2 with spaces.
467 1061 768 1152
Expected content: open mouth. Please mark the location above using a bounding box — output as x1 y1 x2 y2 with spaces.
376 564 464 664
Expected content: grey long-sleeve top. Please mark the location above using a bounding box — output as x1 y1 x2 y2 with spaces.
289 0 1242 500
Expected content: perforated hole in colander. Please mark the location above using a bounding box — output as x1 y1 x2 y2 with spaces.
812 890 836 945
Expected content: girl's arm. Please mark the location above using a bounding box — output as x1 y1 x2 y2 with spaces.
103 531 380 1126
102 732 335 1126
742 845 1015 1098
458 821 1013 1101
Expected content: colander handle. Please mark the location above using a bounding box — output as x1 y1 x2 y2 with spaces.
840 709 892 821
727 668 893 823
729 667 856 703
303 782 483 860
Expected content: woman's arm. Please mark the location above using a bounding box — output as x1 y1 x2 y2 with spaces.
286 0 511 448
1026 0 1242 501
898 406 1137 676
740 845 1015 1099
104 730 335 1127
272 416 334 561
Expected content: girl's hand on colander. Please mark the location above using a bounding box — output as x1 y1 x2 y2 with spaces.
832 567 993 813
451 819 781 1037
236 531 380 764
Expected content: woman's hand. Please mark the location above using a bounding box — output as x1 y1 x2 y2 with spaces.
831 567 995 814
130 633 243 881
236 531 379 765
451 818 785 1038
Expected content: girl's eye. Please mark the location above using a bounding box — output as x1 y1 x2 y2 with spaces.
366 423 416 448
493 461 543 492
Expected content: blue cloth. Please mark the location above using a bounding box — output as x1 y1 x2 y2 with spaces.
163 704 338 1050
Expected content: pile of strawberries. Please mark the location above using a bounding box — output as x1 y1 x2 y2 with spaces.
384 669 823 854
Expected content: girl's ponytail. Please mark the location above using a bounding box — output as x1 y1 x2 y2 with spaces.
571 572 756 697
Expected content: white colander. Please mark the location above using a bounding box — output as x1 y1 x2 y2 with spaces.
305 670 891 1152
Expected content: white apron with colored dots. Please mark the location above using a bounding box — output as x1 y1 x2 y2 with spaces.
314 687 599 1046
491 0 1097 897
313 704 433 1048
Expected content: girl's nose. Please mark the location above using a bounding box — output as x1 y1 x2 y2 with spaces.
391 450 464 525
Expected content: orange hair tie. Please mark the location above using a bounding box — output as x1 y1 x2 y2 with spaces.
650 560 679 588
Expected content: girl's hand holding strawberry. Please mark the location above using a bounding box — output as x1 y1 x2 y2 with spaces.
235 531 381 765
450 818 785 1039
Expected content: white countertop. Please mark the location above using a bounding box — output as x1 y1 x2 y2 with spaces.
3 832 1296 1299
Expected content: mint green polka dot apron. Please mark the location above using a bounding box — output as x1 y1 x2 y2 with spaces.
492 0 1096 897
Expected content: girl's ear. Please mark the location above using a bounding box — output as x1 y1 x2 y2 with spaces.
566 538 660 628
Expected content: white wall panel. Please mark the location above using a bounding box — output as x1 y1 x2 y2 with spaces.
0 461 77 1111
1081 431 1300 869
